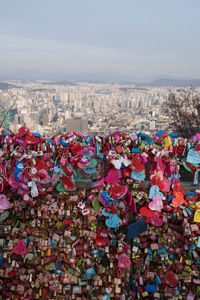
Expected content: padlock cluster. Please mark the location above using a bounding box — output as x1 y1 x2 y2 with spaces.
0 127 200 299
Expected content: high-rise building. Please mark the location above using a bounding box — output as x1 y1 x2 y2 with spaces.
65 118 88 133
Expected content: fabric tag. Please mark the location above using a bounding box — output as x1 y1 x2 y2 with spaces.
127 217 147 240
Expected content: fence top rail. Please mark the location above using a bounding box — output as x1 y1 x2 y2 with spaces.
0 128 199 196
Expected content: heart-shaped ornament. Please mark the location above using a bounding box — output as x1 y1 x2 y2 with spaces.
130 156 144 172
194 209 200 222
140 133 154 145
105 214 119 228
102 208 111 217
186 148 200 165
62 176 75 191
105 168 121 184
173 183 185 196
149 185 163 200
110 184 128 199
71 143 82 155
150 176 162 187
112 159 122 170
131 170 146 181
158 177 171 193
25 133 40 145
149 195 163 211
122 158 131 167
17 126 29 137
150 170 164 182
8 173 18 189
40 174 51 185
172 192 184 206
0 194 11 210
140 206 154 217
118 253 131 268
162 136 172 148
38 169 50 184
164 271 178 287
95 235 109 247
150 213 163 227
13 240 27 255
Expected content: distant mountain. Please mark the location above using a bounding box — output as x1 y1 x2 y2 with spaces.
52 71 132 83
0 81 17 90
48 77 200 87
43 80 76 86
136 78 200 88
1 71 200 87
0 70 132 83
2 68 140 83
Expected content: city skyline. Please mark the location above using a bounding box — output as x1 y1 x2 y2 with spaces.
1 0 200 80
0 80 187 135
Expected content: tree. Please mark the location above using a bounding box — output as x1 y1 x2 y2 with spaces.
0 100 17 129
163 88 200 138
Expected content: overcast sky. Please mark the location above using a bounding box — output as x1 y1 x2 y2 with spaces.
0 0 200 80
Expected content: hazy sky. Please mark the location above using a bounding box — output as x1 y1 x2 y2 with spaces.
0 0 200 80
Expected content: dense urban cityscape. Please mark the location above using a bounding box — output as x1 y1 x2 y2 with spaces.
0 80 193 135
